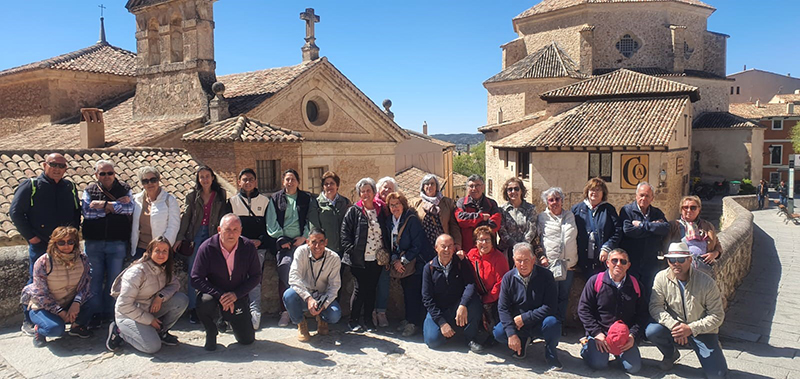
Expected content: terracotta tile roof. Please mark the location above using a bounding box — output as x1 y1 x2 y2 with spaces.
218 59 321 116
693 112 763 130
125 0 171 11
493 96 688 149
593 67 729 80
485 42 585 84
729 102 800 119
540 69 699 102
395 167 468 203
182 115 303 142
405 129 454 148
0 43 136 79
0 148 208 246
515 0 714 19
770 93 800 103
0 94 201 150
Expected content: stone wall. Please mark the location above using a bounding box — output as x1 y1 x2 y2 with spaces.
693 128 760 182
0 79 50 136
714 195 755 308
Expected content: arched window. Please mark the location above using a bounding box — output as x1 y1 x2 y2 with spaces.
147 18 161 66
170 15 183 63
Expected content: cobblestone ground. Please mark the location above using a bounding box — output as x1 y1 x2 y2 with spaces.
0 207 795 379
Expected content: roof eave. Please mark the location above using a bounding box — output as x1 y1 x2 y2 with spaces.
541 91 698 103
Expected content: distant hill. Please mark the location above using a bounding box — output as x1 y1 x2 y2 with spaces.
430 133 484 147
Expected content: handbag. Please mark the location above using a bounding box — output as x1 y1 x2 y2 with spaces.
389 216 416 278
548 258 567 281
376 247 390 266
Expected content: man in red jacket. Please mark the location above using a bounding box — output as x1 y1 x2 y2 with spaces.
456 175 502 252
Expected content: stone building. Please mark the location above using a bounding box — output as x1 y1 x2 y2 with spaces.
730 102 798 185
395 123 460 198
728 68 800 104
481 0 754 218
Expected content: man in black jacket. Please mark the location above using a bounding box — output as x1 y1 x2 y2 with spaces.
10 153 81 335
421 234 484 352
493 242 562 371
192 214 262 351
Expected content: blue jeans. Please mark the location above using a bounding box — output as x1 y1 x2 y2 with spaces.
282 288 342 324
493 315 561 363
555 270 574 322
85 240 127 319
780 195 788 207
187 226 211 310
581 336 642 373
132 247 146 262
646 323 728 379
30 304 92 337
757 194 766 209
375 267 390 313
27 242 48 283
423 297 483 349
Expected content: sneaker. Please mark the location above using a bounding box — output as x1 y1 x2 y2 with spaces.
251 311 262 330
377 312 389 328
512 336 532 359
278 311 291 327
32 325 46 348
316 316 329 336
21 320 35 337
546 356 563 372
87 316 102 330
401 323 416 337
396 320 409 332
204 334 217 351
106 322 123 352
659 347 680 371
68 325 92 339
297 319 311 342
364 320 377 332
348 320 364 333
217 318 228 333
468 340 486 354
188 309 198 324
160 331 179 346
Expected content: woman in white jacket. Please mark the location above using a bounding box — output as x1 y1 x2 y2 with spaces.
130 166 181 260
537 187 578 323
106 236 188 353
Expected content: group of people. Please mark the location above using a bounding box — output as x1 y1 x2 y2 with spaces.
10 153 728 378
757 179 789 210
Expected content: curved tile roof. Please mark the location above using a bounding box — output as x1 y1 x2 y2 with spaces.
485 42 585 84
0 43 136 78
182 115 303 143
540 69 699 102
515 0 714 20
693 112 763 129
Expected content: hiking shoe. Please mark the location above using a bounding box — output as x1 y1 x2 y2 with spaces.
401 323 416 337
188 309 198 324
160 331 179 346
32 325 46 348
348 321 364 333
659 347 680 371
21 320 35 337
278 311 291 327
396 320 409 332
106 322 123 352
512 336 532 359
297 319 311 342
317 316 329 336
364 320 377 332
376 312 389 328
469 340 486 354
69 324 92 339
217 318 228 333
546 356 563 372
251 311 262 330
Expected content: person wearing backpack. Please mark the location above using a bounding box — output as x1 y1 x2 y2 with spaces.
10 153 82 336
577 248 648 374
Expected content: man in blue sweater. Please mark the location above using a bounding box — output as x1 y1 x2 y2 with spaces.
493 242 562 372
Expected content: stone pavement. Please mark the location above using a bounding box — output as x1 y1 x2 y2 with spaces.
0 208 795 379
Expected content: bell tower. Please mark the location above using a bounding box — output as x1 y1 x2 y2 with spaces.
126 0 217 120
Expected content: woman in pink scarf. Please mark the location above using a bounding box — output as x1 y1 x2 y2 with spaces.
667 196 721 277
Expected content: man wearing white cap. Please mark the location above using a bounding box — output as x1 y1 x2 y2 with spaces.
646 242 727 378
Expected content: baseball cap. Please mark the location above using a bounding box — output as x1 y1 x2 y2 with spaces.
606 320 630 356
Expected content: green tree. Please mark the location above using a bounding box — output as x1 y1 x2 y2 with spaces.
454 141 485 178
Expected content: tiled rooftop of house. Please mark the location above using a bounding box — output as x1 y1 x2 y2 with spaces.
769 93 800 104
593 67 729 80
395 167 468 203
693 112 763 129
485 42 585 84
514 0 714 19
182 115 303 143
0 42 136 79
540 69 699 102
405 129 454 148
218 59 321 116
729 102 800 119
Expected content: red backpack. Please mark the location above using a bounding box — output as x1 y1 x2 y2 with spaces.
594 271 640 298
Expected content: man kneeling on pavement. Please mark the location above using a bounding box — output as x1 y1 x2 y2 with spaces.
646 242 728 379
283 228 342 341
578 248 648 373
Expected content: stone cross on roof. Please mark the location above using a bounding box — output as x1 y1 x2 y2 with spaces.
299 8 320 61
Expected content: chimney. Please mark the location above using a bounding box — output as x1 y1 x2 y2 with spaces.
756 99 760 107
382 99 394 120
422 121 428 135
209 82 230 122
788 103 795 115
80 108 105 148
744 64 747 71
670 25 687 73
300 8 321 62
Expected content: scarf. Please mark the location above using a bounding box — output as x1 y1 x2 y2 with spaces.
50 250 79 270
679 218 705 241
419 174 442 212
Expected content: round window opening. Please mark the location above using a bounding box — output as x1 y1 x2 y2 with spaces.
306 101 319 123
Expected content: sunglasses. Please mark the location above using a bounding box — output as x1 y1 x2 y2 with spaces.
98 171 115 177
547 197 562 203
506 187 521 193
667 257 688 264
681 205 699 211
141 177 159 185
56 240 77 246
610 258 628 265
46 162 67 169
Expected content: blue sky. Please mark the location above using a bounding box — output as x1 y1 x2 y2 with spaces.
1 0 798 134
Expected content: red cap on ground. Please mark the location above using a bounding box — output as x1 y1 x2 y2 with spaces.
606 320 630 356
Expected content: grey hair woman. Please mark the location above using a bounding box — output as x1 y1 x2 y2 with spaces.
537 187 578 322
130 166 181 261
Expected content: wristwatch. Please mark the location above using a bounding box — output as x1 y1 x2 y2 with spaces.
158 293 165 299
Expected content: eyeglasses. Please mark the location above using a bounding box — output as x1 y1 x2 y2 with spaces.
506 187 521 193
681 205 699 211
240 177 256 183
98 171 115 177
610 258 628 265
547 197 562 203
46 162 67 169
141 177 159 185
667 257 688 264
476 238 492 243
56 240 76 246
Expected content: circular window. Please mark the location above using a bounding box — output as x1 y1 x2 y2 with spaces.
306 101 319 123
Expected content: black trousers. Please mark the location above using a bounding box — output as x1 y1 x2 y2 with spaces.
349 261 382 323
196 293 255 345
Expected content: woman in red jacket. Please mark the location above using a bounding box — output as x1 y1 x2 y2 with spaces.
464 225 509 344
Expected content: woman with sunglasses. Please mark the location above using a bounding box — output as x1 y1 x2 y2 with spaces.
130 166 181 261
666 196 721 277
538 187 578 323
498 177 540 267
21 226 93 347
106 236 189 353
